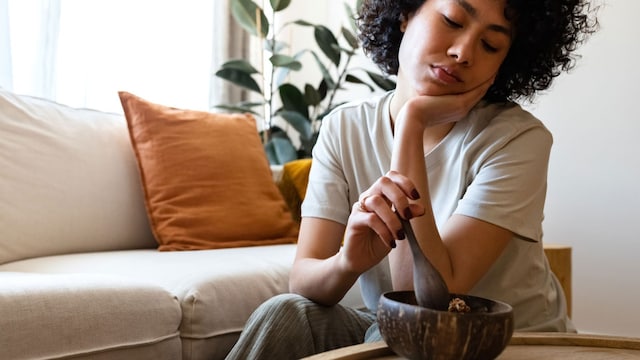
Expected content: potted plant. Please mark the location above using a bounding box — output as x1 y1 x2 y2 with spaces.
214 0 395 164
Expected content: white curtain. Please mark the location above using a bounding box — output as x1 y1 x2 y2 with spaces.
0 0 248 113
0 0 13 90
210 0 249 107
1 0 60 98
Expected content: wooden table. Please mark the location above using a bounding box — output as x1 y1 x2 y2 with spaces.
303 332 640 359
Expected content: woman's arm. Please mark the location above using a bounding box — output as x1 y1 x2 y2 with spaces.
389 95 512 294
290 214 394 306
289 218 353 306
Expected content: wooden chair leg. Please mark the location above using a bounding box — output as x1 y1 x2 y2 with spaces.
543 244 572 317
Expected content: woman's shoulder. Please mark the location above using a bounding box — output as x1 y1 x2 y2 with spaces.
465 101 553 145
313 91 395 162
322 91 393 128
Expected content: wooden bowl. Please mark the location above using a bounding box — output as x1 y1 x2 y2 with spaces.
377 291 514 360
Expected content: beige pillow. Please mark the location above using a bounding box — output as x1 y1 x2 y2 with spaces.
0 88 155 265
119 91 298 251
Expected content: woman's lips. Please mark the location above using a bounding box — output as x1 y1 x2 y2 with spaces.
432 66 462 84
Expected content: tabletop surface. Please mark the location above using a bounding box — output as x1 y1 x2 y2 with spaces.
303 332 640 360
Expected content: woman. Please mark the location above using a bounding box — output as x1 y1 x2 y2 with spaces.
226 0 597 358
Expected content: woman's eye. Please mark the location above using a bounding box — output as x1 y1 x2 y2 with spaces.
482 41 498 53
443 15 462 28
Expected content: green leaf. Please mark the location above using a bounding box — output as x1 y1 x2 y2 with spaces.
213 101 264 115
310 51 336 89
292 19 314 27
236 101 266 108
304 84 322 106
299 130 320 156
265 39 288 53
231 0 269 38
344 3 358 34
270 0 291 11
345 74 374 92
215 68 262 93
265 137 298 165
337 45 356 57
317 79 328 101
366 71 397 91
278 83 309 119
269 54 302 71
214 105 260 116
291 20 341 65
236 101 265 108
220 59 260 74
277 110 313 139
314 25 341 66
341 26 359 50
273 50 306 87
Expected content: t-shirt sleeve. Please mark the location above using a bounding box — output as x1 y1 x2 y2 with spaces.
455 125 552 242
301 114 352 225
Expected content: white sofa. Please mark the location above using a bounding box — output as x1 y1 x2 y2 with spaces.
0 88 362 360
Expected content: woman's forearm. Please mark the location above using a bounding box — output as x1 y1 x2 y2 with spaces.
289 251 361 306
390 112 455 290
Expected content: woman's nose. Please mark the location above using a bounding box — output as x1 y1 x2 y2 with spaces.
447 36 475 65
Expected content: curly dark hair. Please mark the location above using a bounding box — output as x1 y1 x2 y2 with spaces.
357 0 599 102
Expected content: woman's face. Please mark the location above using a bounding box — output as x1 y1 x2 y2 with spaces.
397 0 513 97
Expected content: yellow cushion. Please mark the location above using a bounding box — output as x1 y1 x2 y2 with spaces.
119 91 298 251
277 159 312 223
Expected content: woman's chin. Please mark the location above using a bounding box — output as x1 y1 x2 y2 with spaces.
416 88 456 97
413 83 461 97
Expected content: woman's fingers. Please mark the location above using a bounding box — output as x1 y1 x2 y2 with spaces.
350 201 396 251
360 172 421 217
354 172 426 243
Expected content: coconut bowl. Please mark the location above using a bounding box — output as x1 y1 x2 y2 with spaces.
377 291 514 360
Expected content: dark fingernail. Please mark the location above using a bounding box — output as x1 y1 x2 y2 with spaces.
411 189 421 200
390 240 397 248
404 208 413 220
396 230 405 240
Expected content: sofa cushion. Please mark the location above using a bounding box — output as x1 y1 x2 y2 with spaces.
0 272 182 360
0 245 294 360
0 88 156 265
0 245 366 360
118 92 299 251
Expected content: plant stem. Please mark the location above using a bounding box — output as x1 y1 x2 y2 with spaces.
323 52 354 123
256 7 269 145
264 3 278 136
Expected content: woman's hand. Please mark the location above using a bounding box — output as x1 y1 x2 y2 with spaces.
340 171 425 274
395 75 495 130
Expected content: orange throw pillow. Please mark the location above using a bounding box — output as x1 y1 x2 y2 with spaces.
119 91 298 251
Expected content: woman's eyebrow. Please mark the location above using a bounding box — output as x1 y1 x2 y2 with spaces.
455 0 512 37
456 0 478 16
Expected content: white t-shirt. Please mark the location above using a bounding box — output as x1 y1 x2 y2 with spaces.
301 91 573 331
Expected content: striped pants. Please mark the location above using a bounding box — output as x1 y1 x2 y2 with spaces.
225 293 381 360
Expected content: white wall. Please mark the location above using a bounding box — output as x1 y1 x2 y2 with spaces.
290 1 640 337
524 0 640 337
